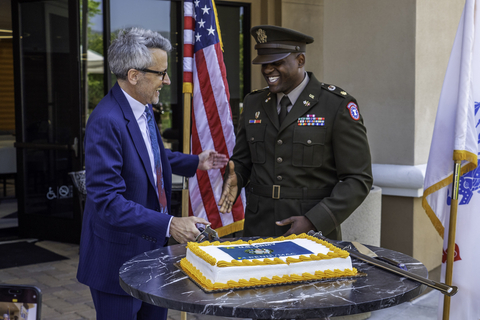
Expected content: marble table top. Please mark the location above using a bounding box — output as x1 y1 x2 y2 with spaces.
119 239 428 319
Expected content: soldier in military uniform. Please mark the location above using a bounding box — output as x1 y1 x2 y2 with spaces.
219 25 373 240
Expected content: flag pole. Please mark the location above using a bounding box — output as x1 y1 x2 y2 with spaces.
180 92 192 320
182 92 192 218
442 159 461 320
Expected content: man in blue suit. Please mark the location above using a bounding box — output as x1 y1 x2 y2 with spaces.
77 27 228 320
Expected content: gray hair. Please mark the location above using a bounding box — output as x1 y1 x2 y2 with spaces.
108 27 172 80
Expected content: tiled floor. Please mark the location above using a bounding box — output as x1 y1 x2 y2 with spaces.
368 291 440 320
0 240 96 320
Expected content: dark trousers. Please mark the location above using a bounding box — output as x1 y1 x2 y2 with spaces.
90 288 168 320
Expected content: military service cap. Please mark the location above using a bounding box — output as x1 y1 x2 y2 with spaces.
251 25 314 64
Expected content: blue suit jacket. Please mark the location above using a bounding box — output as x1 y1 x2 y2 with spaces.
77 83 198 295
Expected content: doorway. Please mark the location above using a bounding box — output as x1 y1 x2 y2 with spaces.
12 0 84 243
0 32 18 241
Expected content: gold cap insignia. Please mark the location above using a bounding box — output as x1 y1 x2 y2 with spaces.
256 29 267 43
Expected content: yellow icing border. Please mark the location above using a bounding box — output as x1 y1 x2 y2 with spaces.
180 257 358 291
186 233 350 267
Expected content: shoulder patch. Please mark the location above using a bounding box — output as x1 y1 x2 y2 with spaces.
321 83 351 98
347 102 360 121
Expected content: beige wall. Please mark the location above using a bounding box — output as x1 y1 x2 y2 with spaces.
281 0 323 77
381 196 414 255
323 0 417 165
415 0 464 165
380 196 443 271
413 197 443 270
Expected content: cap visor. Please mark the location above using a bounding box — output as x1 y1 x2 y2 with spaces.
252 52 291 64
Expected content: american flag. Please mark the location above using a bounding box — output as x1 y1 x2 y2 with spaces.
183 0 245 237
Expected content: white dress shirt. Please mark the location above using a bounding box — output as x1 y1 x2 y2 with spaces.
121 88 173 235
276 72 310 114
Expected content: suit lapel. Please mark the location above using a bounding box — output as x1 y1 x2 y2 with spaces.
261 90 280 129
279 74 322 132
112 83 156 189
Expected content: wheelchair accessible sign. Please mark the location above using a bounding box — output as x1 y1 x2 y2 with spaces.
46 185 73 200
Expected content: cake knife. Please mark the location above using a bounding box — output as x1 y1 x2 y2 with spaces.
308 231 458 296
196 225 220 242
351 241 408 271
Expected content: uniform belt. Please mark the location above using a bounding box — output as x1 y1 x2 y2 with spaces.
249 183 332 200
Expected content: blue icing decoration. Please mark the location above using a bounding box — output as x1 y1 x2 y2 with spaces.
218 241 313 261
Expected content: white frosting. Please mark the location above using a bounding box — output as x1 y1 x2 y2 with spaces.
185 238 353 284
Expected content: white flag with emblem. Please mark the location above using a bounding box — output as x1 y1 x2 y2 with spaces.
422 0 480 318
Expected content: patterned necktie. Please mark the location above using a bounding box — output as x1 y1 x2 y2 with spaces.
279 95 290 125
145 106 168 212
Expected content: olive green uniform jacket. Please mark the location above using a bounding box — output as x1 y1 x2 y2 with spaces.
231 73 373 239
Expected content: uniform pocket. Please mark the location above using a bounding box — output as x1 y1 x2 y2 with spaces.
292 127 326 167
247 124 267 164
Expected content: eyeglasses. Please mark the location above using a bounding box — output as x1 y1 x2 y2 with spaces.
138 68 168 80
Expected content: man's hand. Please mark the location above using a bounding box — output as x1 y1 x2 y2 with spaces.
170 216 210 244
218 161 238 213
276 216 316 237
198 150 228 170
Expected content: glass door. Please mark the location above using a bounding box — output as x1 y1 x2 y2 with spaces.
12 0 83 243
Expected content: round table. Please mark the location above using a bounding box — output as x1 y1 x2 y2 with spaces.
119 240 428 319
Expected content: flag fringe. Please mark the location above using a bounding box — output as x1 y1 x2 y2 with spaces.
422 195 446 238
422 150 478 238
452 149 477 164
183 82 193 94
211 0 224 52
214 219 244 237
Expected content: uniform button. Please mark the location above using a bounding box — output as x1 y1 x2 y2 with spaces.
251 137 255 141
277 175 283 181
307 140 312 144
277 139 283 145
277 157 283 163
